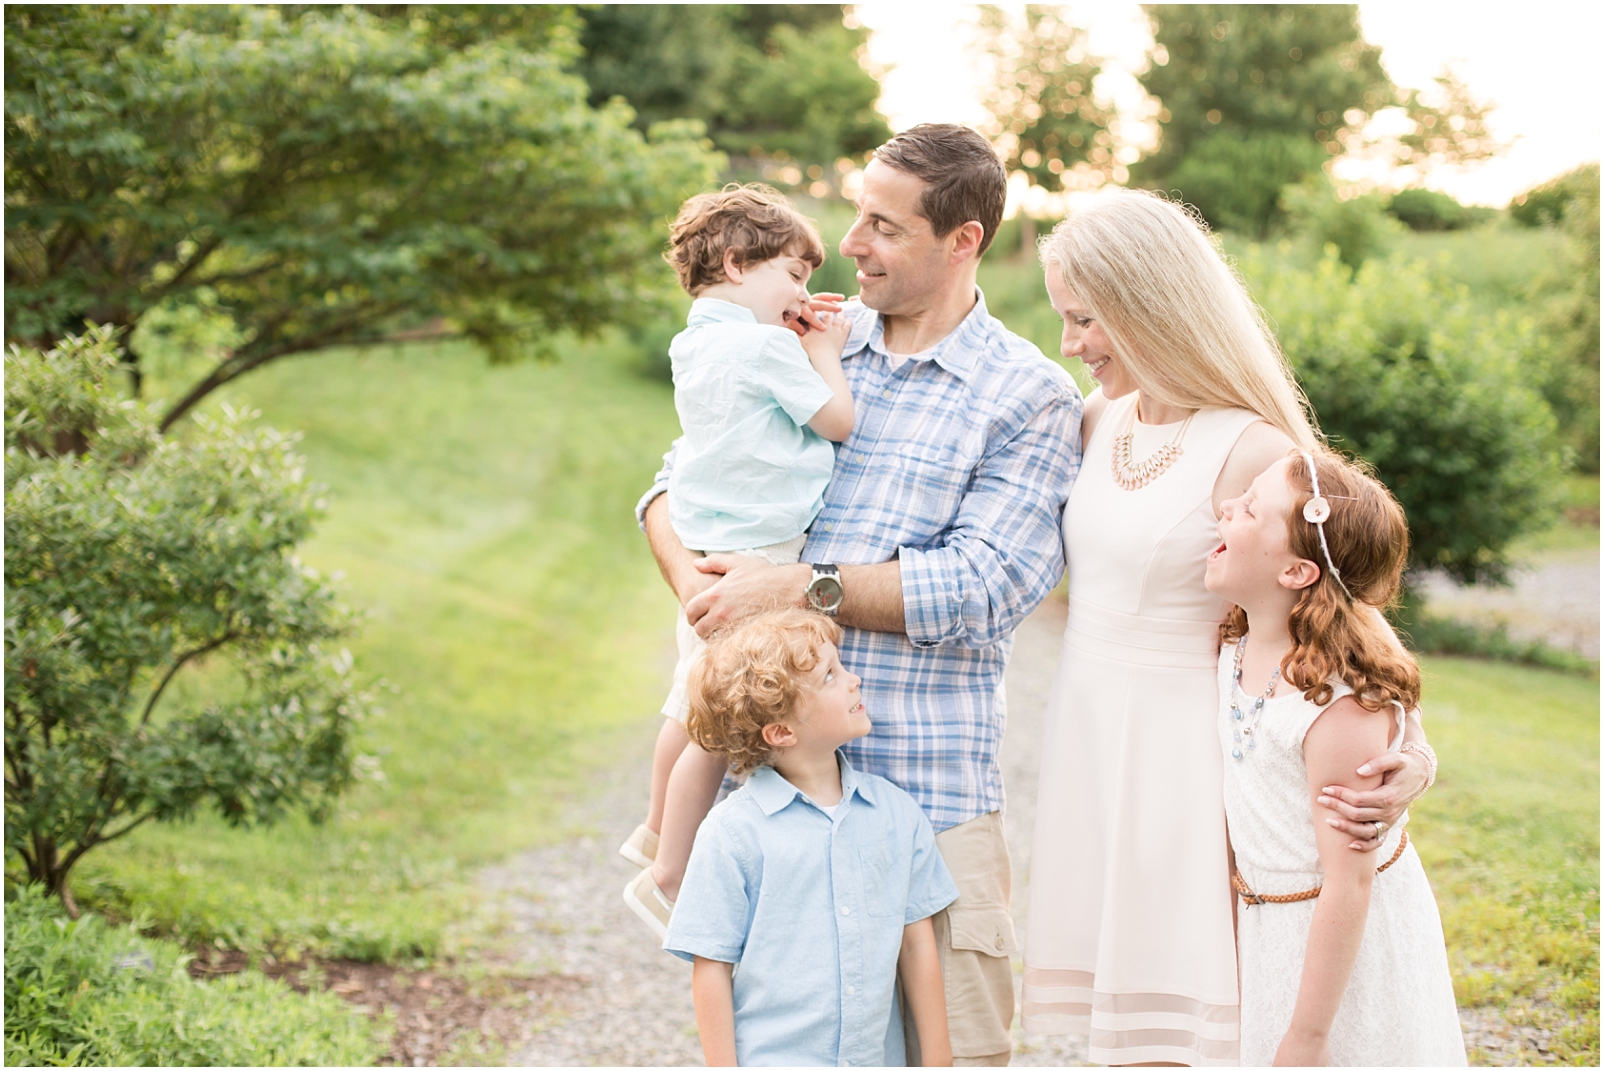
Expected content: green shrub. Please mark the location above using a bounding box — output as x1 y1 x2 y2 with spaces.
4 885 384 1066
1280 174 1403 270
1386 187 1473 231
1511 163 1600 227
1248 247 1566 585
5 328 372 913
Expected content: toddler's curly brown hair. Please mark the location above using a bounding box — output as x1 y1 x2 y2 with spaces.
684 608 843 774
666 183 826 295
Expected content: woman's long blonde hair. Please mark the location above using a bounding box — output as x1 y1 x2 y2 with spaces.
1040 188 1319 449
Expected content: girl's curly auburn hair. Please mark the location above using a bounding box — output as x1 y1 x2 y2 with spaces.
1221 449 1421 713
685 608 844 775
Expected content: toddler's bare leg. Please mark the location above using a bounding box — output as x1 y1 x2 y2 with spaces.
650 742 729 901
646 716 691 834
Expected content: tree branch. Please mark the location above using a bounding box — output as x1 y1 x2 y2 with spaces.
140 632 239 727
158 303 408 431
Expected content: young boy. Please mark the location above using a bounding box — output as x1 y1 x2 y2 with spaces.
663 608 958 1067
621 185 855 938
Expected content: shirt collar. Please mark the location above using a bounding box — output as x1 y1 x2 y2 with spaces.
746 752 878 816
843 288 993 382
687 297 759 326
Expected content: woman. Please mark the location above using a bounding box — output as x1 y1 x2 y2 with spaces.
1021 189 1435 1066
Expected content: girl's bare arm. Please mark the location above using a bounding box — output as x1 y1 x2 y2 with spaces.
1276 696 1391 1066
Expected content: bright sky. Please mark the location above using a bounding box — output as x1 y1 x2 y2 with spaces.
852 1 1601 207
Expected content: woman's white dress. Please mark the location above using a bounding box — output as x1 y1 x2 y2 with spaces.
1023 393 1256 1066
1218 660 1467 1066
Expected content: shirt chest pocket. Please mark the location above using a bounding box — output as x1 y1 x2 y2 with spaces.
858 845 906 918
884 442 976 546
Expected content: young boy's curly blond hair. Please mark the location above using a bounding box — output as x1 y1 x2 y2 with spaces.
666 183 826 295
685 608 844 775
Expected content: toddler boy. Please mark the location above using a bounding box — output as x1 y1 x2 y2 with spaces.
622 185 854 938
665 608 957 1067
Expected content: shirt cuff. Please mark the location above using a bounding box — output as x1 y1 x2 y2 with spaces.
898 546 986 648
635 480 668 533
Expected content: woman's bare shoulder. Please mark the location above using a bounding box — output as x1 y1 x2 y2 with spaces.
1081 388 1109 442
1212 420 1296 512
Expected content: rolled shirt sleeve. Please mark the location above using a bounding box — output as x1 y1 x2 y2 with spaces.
898 379 1080 649
635 438 678 533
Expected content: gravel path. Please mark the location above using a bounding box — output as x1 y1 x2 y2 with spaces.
1417 546 1600 659
485 594 1084 1067
484 551 1594 1066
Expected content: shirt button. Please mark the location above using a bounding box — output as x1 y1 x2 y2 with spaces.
840 905 851 916
881 389 893 399
846 985 856 996
995 936 1006 951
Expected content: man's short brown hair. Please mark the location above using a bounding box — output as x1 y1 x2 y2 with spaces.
684 608 844 775
873 124 1007 255
666 183 826 295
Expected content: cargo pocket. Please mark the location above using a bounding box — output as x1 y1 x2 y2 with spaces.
947 905 1017 957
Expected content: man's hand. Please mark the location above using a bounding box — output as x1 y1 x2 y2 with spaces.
684 555 810 638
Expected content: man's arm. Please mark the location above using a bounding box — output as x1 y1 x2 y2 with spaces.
643 493 720 607
691 956 737 1066
685 374 1078 642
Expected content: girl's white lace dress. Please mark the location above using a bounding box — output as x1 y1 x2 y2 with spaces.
1217 654 1467 1066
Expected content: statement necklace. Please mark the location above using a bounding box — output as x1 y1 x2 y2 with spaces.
1111 404 1197 490
1229 636 1281 760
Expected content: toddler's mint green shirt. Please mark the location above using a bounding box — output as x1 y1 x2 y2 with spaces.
667 298 836 552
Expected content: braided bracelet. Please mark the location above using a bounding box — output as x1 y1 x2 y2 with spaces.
1400 741 1438 791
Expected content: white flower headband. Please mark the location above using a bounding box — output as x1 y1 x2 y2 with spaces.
1300 451 1354 601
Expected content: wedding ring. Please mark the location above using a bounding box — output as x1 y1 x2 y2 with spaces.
1373 820 1388 838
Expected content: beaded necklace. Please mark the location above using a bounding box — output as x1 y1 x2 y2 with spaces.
1229 635 1281 760
1110 404 1196 490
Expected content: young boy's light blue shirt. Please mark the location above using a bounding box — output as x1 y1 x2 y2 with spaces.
667 298 837 552
664 754 959 1067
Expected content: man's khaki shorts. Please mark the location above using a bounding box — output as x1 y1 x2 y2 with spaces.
903 810 1015 1066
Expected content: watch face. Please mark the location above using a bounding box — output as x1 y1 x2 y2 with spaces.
809 576 844 612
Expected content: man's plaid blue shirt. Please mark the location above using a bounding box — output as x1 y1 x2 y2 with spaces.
639 290 1083 831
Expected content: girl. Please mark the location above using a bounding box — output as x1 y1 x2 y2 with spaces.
1205 449 1465 1066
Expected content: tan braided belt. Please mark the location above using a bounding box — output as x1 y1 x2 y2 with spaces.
1232 831 1409 906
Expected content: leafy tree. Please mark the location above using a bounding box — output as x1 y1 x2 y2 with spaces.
4 5 718 428
1135 5 1391 234
1528 164 1600 469
571 5 890 174
976 5 1118 192
5 327 371 914
1246 248 1565 586
1393 69 1506 173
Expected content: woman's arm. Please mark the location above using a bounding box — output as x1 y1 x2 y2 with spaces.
1277 697 1389 1065
1319 606 1432 849
899 917 952 1066
692 956 738 1067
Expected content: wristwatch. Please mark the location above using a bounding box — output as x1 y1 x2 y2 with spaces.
805 563 844 617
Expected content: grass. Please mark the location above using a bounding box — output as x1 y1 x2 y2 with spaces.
1410 656 1600 1064
72 333 684 961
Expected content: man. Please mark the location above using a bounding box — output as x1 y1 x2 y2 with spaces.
638 124 1082 1066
